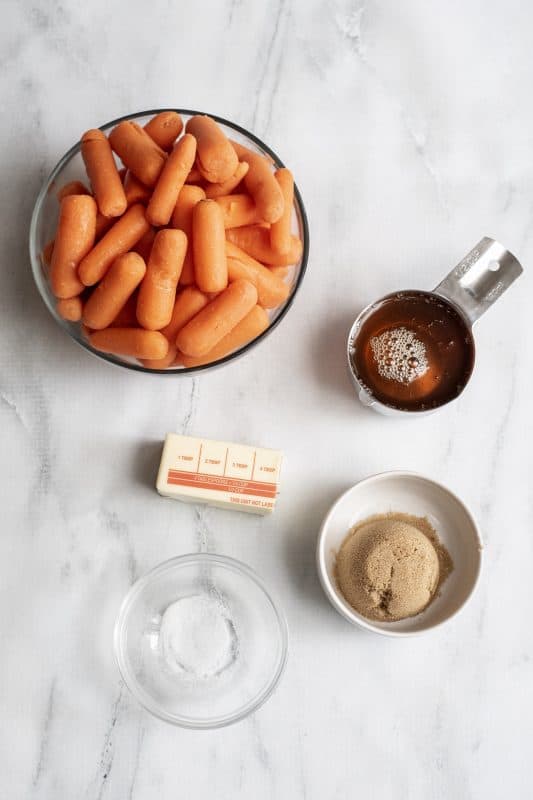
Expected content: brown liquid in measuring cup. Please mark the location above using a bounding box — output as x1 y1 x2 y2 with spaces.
352 292 475 411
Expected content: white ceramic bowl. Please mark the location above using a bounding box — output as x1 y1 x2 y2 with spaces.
316 472 483 636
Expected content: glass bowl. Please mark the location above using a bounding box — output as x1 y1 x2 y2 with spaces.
29 109 309 374
114 554 289 728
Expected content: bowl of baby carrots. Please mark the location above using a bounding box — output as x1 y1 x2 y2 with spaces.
29 109 309 373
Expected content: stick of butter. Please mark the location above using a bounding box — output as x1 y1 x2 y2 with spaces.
156 434 283 515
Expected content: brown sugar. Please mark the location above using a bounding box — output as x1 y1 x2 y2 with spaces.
335 512 453 622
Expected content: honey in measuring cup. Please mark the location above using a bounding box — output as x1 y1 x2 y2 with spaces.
351 291 475 411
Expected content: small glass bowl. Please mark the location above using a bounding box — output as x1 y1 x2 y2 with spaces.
114 554 289 728
29 109 309 374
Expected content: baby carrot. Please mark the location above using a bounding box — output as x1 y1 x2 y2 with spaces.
81 129 127 217
205 161 249 198
140 343 178 370
146 134 197 227
50 195 97 298
137 229 187 330
90 328 169 360
82 252 146 330
78 204 150 286
226 224 303 266
170 185 206 285
225 241 290 308
230 142 283 223
161 286 209 343
192 199 227 292
178 305 269 367
56 296 83 322
109 121 167 186
144 111 183 151
142 285 208 368
214 194 260 228
269 265 290 280
57 180 90 201
123 171 151 206
42 239 55 268
95 212 114 240
133 227 156 262
270 168 294 255
186 115 238 183
185 166 203 184
176 279 257 357
110 292 138 327
230 139 275 166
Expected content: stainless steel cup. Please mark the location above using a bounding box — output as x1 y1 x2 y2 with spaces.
347 238 523 416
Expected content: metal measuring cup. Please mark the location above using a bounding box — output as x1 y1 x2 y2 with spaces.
347 238 523 415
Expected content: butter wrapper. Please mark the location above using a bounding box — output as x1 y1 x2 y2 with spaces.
156 434 283 515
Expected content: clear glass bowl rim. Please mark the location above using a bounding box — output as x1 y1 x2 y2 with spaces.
113 552 289 729
29 108 310 375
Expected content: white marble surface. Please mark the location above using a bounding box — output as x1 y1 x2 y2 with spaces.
2 1 532 798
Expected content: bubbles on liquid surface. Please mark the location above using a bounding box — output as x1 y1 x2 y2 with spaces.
370 326 429 384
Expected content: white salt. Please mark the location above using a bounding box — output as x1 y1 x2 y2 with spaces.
159 595 237 679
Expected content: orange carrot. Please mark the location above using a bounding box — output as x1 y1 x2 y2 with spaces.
205 161 249 198
109 121 166 186
137 229 187 330
176 279 257 357
146 134 197 227
81 129 127 217
226 224 302 265
225 241 290 308
192 199 227 292
269 265 290 280
141 284 208 368
186 115 238 183
185 166 204 184
95 212 114 240
230 139 275 166
230 141 283 223
178 305 269 367
78 204 150 286
82 252 146 330
90 328 169 360
57 180 90 201
109 292 139 327
214 194 260 228
161 286 209 343
50 195 97 298
56 296 83 322
42 239 55 268
123 171 151 206
132 227 156 262
144 111 183 151
170 184 206 285
140 343 178 370
270 168 294 255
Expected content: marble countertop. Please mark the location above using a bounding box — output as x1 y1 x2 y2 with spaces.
2 1 532 798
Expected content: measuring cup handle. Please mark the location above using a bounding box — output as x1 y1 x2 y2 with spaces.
433 237 523 325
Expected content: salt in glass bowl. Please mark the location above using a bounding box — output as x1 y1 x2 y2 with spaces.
114 554 289 728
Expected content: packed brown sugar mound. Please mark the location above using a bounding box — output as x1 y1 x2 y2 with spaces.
335 513 453 622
